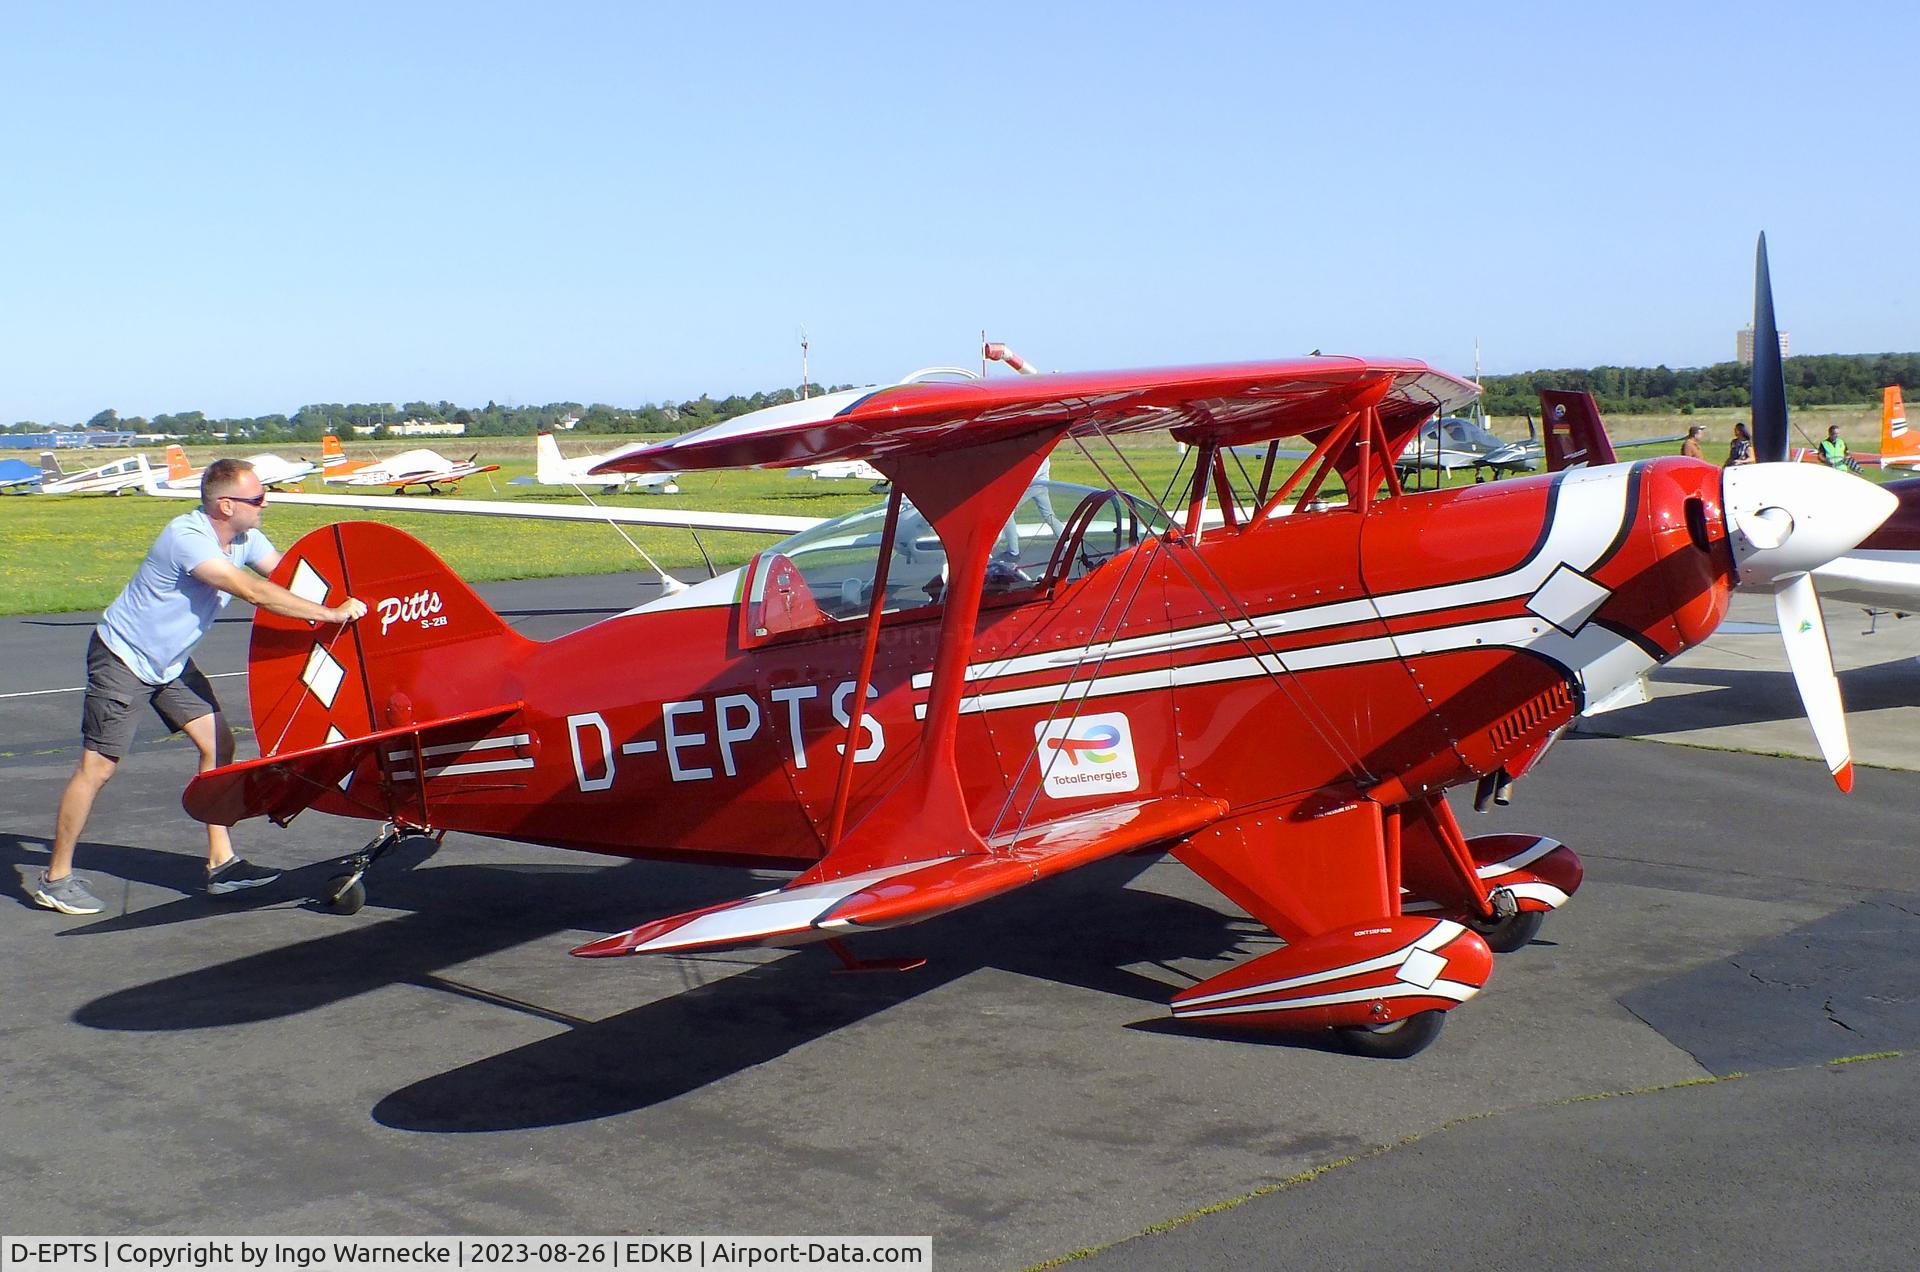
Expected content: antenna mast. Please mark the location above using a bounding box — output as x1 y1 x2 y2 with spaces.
799 328 810 400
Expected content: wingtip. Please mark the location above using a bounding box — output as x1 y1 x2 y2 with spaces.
569 931 639 958
1833 760 1854 794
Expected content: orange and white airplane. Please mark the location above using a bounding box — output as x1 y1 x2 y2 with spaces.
322 440 500 494
147 445 317 493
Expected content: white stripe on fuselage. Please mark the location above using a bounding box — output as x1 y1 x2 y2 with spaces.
908 464 1646 715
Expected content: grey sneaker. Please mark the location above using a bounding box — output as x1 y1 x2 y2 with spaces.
34 872 104 915
207 856 280 896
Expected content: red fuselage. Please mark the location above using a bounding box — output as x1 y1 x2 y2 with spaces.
258 457 1733 867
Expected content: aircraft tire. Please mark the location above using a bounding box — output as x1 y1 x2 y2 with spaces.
1467 908 1546 954
323 875 366 915
1336 1009 1445 1060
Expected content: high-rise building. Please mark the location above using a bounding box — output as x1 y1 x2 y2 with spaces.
1737 325 1790 365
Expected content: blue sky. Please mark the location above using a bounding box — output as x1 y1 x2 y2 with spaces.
4 1 1915 423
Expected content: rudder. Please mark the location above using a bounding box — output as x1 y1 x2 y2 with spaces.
1884 386 1913 460
247 522 531 759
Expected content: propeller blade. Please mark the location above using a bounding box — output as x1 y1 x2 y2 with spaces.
1773 572 1853 792
1751 232 1790 464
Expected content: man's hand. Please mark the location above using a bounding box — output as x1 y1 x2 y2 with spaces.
327 598 369 624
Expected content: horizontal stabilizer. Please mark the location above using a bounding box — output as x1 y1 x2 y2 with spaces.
183 702 525 826
571 794 1226 958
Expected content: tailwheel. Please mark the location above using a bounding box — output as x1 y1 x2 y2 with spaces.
310 824 438 915
1336 1009 1446 1059
1467 907 1546 953
323 874 366 915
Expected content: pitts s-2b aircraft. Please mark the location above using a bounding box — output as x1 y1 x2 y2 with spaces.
186 358 1895 1057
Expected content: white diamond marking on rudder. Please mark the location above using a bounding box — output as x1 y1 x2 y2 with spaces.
1525 564 1611 636
301 645 345 708
326 726 352 788
288 558 333 606
1398 947 1448 990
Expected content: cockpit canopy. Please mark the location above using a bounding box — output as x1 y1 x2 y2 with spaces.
742 480 1170 642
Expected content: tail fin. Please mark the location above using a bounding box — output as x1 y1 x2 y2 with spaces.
1883 386 1914 458
39 451 64 476
321 434 347 468
165 444 194 481
245 522 533 760
535 431 567 484
1537 391 1619 471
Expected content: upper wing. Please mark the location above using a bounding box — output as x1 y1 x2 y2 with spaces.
571 795 1228 957
140 483 819 535
594 358 1477 474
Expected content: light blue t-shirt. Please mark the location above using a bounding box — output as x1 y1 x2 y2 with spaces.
97 508 274 684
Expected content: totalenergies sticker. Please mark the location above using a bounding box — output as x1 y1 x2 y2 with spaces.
1033 712 1140 797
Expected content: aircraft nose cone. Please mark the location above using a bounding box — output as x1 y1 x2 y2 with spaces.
1721 463 1898 585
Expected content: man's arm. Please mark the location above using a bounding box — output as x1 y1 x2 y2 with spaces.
192 558 368 624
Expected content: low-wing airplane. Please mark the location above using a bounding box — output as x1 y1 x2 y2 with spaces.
790 458 888 484
184 356 1893 1059
36 450 154 495
1398 414 1540 479
519 431 680 494
0 456 47 492
335 447 501 494
147 445 318 494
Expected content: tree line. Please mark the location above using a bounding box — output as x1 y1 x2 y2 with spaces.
1479 352 1919 418
9 351 1916 440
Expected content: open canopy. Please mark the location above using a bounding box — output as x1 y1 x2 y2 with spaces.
593 358 1478 474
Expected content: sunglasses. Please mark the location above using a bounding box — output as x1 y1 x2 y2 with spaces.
226 492 268 507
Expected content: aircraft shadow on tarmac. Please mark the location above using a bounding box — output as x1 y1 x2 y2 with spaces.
1582 657 1920 738
49 845 1265 1131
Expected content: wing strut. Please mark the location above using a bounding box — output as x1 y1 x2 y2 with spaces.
804 431 1057 881
825 487 904 849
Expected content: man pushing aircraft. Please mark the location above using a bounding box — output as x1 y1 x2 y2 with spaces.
34 458 368 915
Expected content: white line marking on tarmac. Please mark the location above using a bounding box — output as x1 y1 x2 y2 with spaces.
0 671 246 700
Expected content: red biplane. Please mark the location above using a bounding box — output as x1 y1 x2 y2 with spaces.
185 356 1894 1057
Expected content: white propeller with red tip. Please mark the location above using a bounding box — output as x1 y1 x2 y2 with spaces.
1723 463 1896 791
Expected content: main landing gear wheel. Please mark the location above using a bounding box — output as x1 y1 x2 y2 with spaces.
1467 908 1546 953
1336 1010 1446 1059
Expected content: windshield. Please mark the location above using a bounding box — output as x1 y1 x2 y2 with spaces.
744 480 1168 635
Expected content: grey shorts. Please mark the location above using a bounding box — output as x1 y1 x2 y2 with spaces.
81 633 221 762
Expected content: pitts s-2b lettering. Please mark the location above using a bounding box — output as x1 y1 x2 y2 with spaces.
188 358 1894 1058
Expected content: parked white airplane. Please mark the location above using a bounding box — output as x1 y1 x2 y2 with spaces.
522 431 680 494
37 451 154 495
145 445 318 493
791 458 887 483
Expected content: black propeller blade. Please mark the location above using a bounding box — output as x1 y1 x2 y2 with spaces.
1751 231 1790 463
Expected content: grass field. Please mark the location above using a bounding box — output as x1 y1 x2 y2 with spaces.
0 416 1903 617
